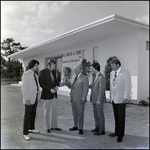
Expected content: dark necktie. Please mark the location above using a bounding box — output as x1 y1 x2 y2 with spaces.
73 75 78 85
34 73 39 91
113 71 117 85
50 71 54 83
92 74 96 84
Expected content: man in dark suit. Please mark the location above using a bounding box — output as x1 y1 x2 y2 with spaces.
69 64 89 135
109 58 131 142
90 62 106 136
39 60 62 133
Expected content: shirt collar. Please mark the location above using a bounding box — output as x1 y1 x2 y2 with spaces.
29 69 34 75
77 73 82 78
114 67 121 76
96 71 100 76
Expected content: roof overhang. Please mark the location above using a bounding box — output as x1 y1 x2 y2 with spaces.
8 14 149 59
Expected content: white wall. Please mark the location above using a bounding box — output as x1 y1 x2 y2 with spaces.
137 28 149 102
21 28 148 101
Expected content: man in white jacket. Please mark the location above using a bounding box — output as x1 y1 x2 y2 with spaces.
21 59 40 140
109 58 131 143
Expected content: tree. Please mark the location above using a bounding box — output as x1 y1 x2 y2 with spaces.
81 59 91 76
1 38 27 79
1 55 7 78
103 56 117 90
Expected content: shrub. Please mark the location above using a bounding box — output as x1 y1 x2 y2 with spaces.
103 56 117 90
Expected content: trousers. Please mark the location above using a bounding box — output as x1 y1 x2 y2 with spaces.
23 96 38 135
71 101 85 130
92 103 105 132
112 102 126 138
42 98 58 129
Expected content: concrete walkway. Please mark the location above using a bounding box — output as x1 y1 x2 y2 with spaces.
1 85 149 149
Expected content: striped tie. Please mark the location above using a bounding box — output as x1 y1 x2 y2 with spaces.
113 71 117 85
92 74 96 84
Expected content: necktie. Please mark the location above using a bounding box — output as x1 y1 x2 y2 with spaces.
113 71 117 85
50 71 54 83
34 73 39 91
73 75 78 85
92 74 96 84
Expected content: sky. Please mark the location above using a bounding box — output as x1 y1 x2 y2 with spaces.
1 1 149 47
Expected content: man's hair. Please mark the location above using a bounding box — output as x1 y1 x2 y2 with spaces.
91 62 100 71
28 59 39 69
47 59 56 67
111 58 121 66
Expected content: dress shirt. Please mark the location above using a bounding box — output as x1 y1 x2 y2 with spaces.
77 73 82 79
113 67 121 78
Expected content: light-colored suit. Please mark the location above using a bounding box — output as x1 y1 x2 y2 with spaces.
22 69 40 105
110 68 131 103
90 72 106 132
70 74 89 129
110 67 131 138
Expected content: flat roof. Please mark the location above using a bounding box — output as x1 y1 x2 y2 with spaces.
8 14 149 59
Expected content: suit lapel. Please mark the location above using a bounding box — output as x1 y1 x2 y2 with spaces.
114 69 124 84
93 72 101 85
74 74 82 85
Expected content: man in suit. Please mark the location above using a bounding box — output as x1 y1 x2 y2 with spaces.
39 60 62 133
90 62 106 135
69 64 89 134
21 59 40 141
109 58 131 142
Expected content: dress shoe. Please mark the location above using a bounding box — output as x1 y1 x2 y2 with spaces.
91 128 99 132
117 137 123 142
109 133 118 137
46 129 51 133
69 126 78 131
93 131 105 135
24 135 30 140
51 127 62 131
28 129 40 133
79 129 83 134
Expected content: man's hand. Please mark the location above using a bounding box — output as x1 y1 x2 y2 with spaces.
25 99 31 106
59 82 65 87
54 86 58 91
123 98 129 103
97 100 101 105
81 98 85 103
50 89 56 94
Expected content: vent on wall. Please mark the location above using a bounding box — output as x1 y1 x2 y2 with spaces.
146 41 149 50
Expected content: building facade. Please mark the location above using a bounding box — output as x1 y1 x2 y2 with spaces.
8 14 149 103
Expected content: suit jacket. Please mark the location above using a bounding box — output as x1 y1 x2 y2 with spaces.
39 68 59 99
21 69 40 105
110 68 131 103
90 72 106 104
70 74 89 103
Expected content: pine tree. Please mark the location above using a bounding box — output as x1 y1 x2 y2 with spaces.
103 56 117 90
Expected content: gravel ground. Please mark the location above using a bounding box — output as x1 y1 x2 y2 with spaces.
1 85 149 149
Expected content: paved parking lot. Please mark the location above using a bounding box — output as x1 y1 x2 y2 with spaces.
1 85 149 149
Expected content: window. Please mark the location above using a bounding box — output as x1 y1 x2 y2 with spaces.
93 47 98 63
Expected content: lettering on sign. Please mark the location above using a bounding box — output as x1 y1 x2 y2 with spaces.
63 50 82 57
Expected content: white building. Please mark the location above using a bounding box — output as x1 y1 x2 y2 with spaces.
8 14 149 103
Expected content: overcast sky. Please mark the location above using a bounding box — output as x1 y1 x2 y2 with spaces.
1 1 149 47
